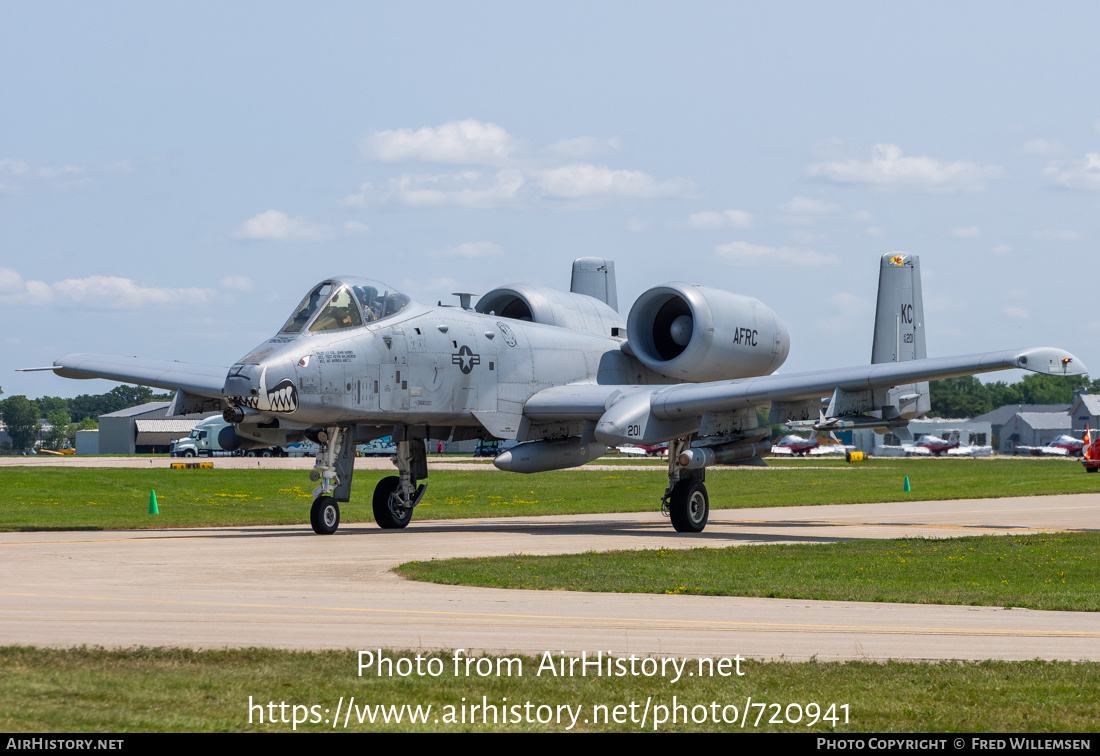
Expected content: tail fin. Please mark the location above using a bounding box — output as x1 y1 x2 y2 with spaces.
871 253 930 417
570 257 618 312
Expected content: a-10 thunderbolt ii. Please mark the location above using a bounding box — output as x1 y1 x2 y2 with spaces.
38 253 1086 535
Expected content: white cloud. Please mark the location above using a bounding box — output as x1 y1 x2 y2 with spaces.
443 241 504 258
352 123 692 209
952 226 981 238
774 196 841 225
851 210 874 222
806 144 1006 191
362 164 691 209
54 276 215 309
362 120 516 165
991 244 1012 255
0 267 26 296
342 183 374 208
1043 152 1100 190
384 170 527 209
344 221 370 234
865 226 885 237
547 136 621 160
236 210 333 242
0 158 89 192
533 164 693 199
1033 229 1081 241
220 276 253 292
0 268 215 310
1002 306 1029 320
687 209 753 229
0 269 52 305
715 241 838 267
626 217 648 232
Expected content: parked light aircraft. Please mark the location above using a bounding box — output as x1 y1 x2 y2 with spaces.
771 431 850 457
911 430 961 456
1018 434 1085 457
28 254 1086 534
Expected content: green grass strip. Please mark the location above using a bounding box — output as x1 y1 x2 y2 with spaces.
2 647 1098 732
1 458 1097 531
397 532 1100 612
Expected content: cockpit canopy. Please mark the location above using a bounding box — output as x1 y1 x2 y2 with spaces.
280 277 412 334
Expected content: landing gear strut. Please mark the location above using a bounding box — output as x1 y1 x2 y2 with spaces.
662 435 709 533
309 426 349 535
373 436 428 529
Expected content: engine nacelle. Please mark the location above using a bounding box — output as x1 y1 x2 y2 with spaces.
626 282 790 381
476 285 625 339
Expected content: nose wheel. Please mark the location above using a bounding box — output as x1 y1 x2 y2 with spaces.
310 496 340 535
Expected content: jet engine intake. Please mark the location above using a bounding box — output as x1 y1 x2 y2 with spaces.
476 285 624 338
626 283 790 381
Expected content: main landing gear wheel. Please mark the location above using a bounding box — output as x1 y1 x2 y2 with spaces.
373 475 412 529
669 479 709 533
310 496 340 535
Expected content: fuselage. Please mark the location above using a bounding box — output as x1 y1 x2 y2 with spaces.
223 301 653 434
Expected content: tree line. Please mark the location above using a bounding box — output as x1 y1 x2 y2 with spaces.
927 374 1098 418
0 385 172 452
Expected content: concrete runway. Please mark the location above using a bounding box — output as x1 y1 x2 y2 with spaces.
2 494 1098 661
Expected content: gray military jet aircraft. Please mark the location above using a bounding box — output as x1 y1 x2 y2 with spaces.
35 253 1085 535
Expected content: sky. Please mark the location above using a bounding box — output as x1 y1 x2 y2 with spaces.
2 1 1099 399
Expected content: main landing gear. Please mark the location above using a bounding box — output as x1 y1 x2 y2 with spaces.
662 436 709 533
373 436 428 529
307 426 428 534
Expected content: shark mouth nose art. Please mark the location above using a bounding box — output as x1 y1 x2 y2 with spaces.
234 368 299 413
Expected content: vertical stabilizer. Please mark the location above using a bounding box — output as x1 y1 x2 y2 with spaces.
871 253 930 416
570 257 618 312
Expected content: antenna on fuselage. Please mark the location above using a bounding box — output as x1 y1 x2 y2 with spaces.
451 292 477 311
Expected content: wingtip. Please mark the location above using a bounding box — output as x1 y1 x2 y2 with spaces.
1015 347 1088 377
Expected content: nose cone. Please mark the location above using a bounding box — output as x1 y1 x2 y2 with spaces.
224 362 300 414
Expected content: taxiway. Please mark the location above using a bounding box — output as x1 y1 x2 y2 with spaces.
2 494 1098 661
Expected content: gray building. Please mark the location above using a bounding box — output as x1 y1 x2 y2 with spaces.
972 404 1070 452
998 412 1072 453
1068 393 1100 434
98 403 212 455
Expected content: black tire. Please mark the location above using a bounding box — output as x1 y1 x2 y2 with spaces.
246 450 257 457
261 449 272 458
182 449 195 458
669 479 709 533
310 496 340 535
373 476 412 529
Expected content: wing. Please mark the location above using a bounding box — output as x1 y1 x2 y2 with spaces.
25 353 229 398
523 346 1086 446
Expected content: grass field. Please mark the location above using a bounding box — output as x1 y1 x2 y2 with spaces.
3 647 1098 732
397 531 1100 611
1 457 1096 531
4 457 1098 734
